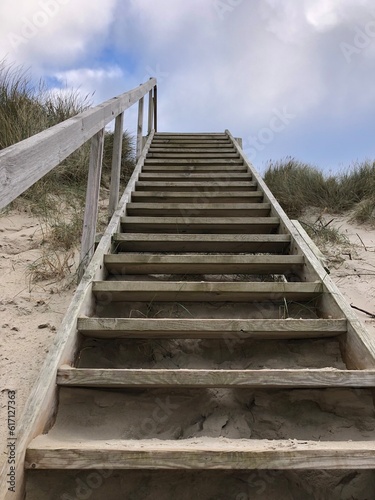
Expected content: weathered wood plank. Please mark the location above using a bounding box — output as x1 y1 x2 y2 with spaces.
135 181 257 191
108 112 125 218
26 437 375 470
142 165 247 172
228 130 375 368
148 148 236 153
136 96 144 160
120 216 279 234
144 158 244 165
79 129 105 279
92 281 322 302
150 142 232 148
0 78 156 209
113 233 291 253
104 253 304 275
77 318 346 339
0 133 155 500
138 174 251 182
125 203 271 217
57 367 375 389
147 153 240 159
131 191 264 203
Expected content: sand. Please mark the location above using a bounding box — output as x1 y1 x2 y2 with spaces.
1 207 375 499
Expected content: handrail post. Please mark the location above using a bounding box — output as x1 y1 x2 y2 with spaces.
79 128 105 281
147 89 153 135
153 85 158 133
108 112 124 218
136 96 144 160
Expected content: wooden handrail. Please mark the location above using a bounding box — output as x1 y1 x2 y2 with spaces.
0 77 157 210
0 77 157 276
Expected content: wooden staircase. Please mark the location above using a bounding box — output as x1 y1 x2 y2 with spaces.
8 132 375 498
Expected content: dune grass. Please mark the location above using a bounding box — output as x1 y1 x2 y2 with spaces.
0 60 135 282
264 157 375 224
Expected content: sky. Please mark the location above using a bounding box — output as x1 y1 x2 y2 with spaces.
1 0 375 174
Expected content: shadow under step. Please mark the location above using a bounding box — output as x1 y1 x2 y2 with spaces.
120 217 279 234
138 173 251 180
125 203 271 217
131 191 264 203
26 436 375 470
135 181 257 191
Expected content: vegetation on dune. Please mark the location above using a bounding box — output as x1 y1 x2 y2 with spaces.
264 157 375 225
0 60 135 283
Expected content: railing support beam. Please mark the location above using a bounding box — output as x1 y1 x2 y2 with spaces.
154 85 158 133
108 112 125 218
136 96 144 160
79 128 105 280
147 89 153 135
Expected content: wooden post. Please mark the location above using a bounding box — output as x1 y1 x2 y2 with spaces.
147 89 153 135
108 113 124 218
79 129 105 281
154 85 158 133
136 96 144 160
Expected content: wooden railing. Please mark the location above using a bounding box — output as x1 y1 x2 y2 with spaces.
0 77 157 276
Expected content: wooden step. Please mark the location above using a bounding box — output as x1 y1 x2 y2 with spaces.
144 159 244 165
120 217 279 234
131 191 264 203
92 281 322 302
148 148 236 154
26 436 375 470
77 318 347 339
135 181 257 191
113 233 291 252
142 165 247 172
57 367 375 389
148 153 240 159
154 133 228 138
150 142 233 148
104 254 304 275
139 173 251 180
125 203 271 217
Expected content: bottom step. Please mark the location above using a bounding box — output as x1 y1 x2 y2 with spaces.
26 437 375 470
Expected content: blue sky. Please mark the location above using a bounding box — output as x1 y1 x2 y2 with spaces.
1 0 375 174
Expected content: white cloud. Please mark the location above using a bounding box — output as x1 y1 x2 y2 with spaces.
0 0 117 67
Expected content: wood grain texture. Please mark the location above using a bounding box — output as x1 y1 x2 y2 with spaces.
79 129 105 279
92 280 322 302
227 130 375 368
131 191 264 203
135 181 257 191
57 367 375 388
139 173 251 180
108 112 125 218
125 203 271 217
103 253 304 275
120 216 279 234
77 317 346 339
26 437 375 470
0 133 156 500
0 78 156 209
113 232 291 252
